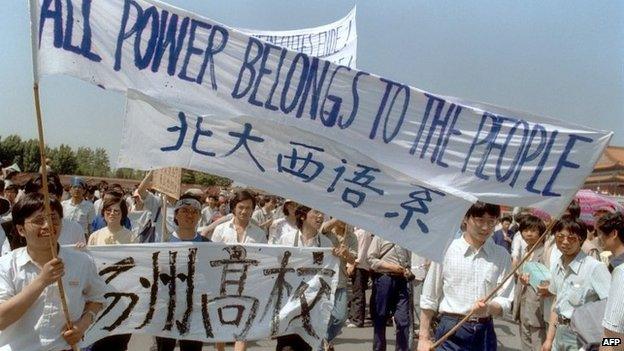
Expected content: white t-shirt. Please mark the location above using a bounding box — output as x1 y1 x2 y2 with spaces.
58 218 86 245
268 218 298 245
212 219 267 244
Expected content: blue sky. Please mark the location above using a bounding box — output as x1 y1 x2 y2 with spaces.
1 0 622 167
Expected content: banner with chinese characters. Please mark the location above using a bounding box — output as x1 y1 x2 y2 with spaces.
118 91 475 261
239 7 357 68
81 243 339 348
31 0 612 215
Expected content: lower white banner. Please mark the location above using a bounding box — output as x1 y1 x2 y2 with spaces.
81 243 339 348
117 91 476 261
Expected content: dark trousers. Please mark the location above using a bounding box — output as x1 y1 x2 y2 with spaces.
275 334 312 351
434 315 497 351
349 268 370 326
155 336 203 351
371 273 412 351
90 334 132 351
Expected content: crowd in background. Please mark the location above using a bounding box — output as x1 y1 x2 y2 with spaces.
0 165 623 351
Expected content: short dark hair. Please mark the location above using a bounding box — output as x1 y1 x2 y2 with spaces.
518 214 546 235
295 205 312 229
465 202 501 219
24 172 64 198
0 179 4 193
552 215 587 242
501 215 512 223
207 195 219 202
596 211 624 243
101 191 128 225
566 200 581 220
229 190 256 213
12 192 63 227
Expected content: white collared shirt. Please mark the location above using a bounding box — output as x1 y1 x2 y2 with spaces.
61 199 95 234
603 264 624 333
212 219 267 244
420 234 515 316
268 218 298 245
0 247 108 350
549 251 610 319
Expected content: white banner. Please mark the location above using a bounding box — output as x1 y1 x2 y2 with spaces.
118 91 475 261
239 7 357 68
81 243 339 348
32 0 612 214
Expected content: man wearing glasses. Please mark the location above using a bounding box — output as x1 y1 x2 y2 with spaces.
418 202 514 351
541 216 611 351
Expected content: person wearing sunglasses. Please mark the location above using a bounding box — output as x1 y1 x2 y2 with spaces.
541 216 611 351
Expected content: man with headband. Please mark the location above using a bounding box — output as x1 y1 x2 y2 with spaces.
155 193 209 351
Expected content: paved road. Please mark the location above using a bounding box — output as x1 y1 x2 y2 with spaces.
129 318 522 350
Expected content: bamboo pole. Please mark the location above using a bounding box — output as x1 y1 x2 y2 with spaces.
33 83 80 351
431 212 562 350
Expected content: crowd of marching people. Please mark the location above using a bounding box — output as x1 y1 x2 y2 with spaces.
0 164 623 351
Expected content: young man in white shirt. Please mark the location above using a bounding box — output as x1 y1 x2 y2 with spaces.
542 216 611 351
0 192 107 350
212 190 267 245
418 202 514 351
61 177 95 237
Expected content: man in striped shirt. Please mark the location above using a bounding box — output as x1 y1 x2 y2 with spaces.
418 202 514 351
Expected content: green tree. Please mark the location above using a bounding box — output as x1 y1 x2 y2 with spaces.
21 139 41 173
50 144 78 175
0 135 24 167
75 147 95 176
92 148 110 177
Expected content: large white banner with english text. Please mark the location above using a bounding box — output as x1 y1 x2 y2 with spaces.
118 91 475 261
31 0 612 215
82 243 339 348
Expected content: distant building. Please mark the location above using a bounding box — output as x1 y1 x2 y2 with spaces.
584 146 624 196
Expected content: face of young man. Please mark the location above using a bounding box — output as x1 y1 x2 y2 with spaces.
17 209 62 250
501 220 511 232
304 209 324 232
233 199 254 224
555 229 582 258
597 228 620 252
521 229 540 246
175 205 200 230
70 186 85 200
465 214 498 246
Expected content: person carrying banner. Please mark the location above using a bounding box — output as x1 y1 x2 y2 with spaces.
155 194 208 351
319 219 357 351
596 212 624 346
368 235 414 351
268 199 298 244
86 191 139 351
0 193 107 350
212 190 266 351
541 216 611 351
61 177 95 238
418 202 514 351
275 205 334 351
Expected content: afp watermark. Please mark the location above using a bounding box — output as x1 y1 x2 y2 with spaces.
602 337 622 347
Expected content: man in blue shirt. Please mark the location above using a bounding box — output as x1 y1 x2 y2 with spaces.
492 215 513 253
